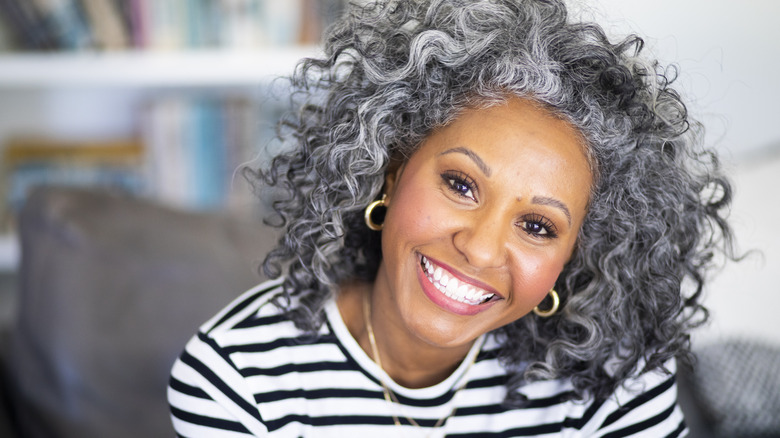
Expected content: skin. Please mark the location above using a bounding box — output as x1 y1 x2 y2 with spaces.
338 97 593 389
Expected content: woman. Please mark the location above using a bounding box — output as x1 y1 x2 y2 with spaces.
168 0 733 436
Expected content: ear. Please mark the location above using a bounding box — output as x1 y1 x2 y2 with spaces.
383 160 406 207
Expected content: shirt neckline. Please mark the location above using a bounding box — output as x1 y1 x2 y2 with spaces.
324 297 485 399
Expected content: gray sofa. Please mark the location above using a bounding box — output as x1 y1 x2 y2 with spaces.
0 187 276 437
0 186 777 437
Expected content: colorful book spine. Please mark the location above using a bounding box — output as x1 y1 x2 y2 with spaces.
80 0 128 50
0 0 58 49
140 96 265 213
31 0 91 50
0 0 344 51
190 98 223 208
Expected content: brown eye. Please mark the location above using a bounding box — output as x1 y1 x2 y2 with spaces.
523 221 547 235
518 214 557 239
450 180 471 196
441 171 477 201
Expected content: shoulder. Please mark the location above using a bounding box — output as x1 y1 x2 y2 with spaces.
170 278 293 392
198 278 288 334
167 278 305 436
499 358 686 437
575 359 687 437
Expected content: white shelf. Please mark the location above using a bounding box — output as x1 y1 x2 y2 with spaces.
0 46 322 88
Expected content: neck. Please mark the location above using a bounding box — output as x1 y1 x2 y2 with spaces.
338 280 475 389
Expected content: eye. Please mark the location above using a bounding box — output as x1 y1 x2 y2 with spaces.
518 213 558 239
441 171 477 201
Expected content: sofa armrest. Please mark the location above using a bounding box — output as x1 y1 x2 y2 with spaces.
7 187 277 438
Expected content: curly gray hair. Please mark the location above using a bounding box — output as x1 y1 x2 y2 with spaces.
249 0 734 404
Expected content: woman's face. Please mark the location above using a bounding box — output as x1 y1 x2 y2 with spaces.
375 97 593 349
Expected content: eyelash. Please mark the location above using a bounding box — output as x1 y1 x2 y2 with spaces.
441 171 558 239
441 171 477 200
518 213 558 239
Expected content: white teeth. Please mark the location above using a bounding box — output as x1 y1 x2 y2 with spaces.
446 280 457 295
420 256 494 306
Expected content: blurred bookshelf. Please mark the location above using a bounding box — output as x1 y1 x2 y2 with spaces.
0 0 345 271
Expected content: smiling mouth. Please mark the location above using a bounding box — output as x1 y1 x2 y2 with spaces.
420 255 496 306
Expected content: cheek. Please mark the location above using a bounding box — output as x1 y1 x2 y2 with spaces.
510 253 566 302
384 178 448 246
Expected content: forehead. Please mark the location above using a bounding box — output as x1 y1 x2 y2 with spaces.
411 97 593 212
440 98 587 155
426 98 589 167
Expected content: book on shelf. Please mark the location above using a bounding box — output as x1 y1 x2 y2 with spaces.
30 0 92 50
141 95 268 214
0 0 59 50
0 0 345 52
0 137 145 231
80 0 128 50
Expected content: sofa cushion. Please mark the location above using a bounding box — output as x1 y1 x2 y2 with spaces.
8 187 276 438
687 339 780 438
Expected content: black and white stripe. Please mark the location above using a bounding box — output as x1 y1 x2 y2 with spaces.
168 280 687 437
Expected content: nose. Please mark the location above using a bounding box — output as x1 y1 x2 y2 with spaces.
452 209 509 269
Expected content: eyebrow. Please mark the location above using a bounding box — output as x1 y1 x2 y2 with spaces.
439 147 492 177
532 196 572 226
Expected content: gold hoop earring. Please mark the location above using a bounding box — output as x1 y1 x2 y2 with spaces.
364 194 387 231
533 288 559 317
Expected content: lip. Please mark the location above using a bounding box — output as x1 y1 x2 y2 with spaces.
416 253 502 316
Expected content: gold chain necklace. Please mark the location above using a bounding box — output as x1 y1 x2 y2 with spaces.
362 292 481 433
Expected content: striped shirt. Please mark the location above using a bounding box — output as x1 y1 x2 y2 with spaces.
168 280 687 437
